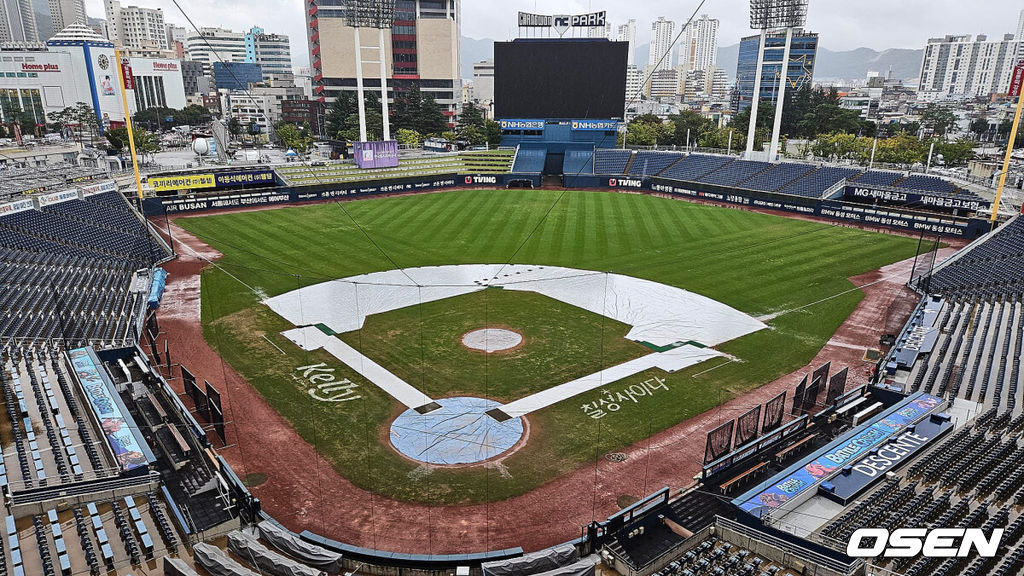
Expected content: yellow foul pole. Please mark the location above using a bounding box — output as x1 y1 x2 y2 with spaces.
992 62 1024 225
113 49 145 209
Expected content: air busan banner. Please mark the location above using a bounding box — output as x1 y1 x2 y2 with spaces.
736 393 942 516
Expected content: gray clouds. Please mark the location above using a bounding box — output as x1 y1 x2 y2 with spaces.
86 0 1023 68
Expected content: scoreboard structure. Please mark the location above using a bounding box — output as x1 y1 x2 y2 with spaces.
494 38 628 174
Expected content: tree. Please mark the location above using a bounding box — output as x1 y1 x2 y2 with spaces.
395 128 422 147
970 118 990 140
459 103 485 130
50 102 100 144
484 119 502 148
274 122 314 155
729 102 775 151
874 133 927 165
667 110 714 147
921 104 958 139
227 117 243 140
325 92 358 140
392 86 449 137
933 138 976 166
105 125 160 161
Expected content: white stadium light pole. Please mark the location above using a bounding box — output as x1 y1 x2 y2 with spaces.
768 26 793 162
745 29 767 157
353 26 368 142
380 28 391 142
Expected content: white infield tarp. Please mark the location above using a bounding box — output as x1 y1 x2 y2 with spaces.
264 265 765 348
268 265 765 417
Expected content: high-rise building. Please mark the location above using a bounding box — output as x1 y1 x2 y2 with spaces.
649 17 675 73
48 0 86 33
472 58 494 103
245 27 292 80
649 68 680 101
0 0 39 42
680 15 718 73
186 25 290 82
103 0 167 50
1016 9 1024 62
166 24 185 58
918 33 1020 98
616 19 636 66
587 22 611 39
305 0 462 122
734 30 818 111
186 27 247 72
624 65 643 103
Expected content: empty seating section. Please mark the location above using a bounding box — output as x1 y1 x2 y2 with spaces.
779 166 863 198
659 154 735 182
924 217 1024 296
594 149 632 175
562 150 594 175
276 150 515 185
511 149 546 174
0 192 167 344
628 152 683 177
0 164 107 201
739 162 816 193
698 160 772 188
851 170 903 187
0 346 109 492
899 174 958 195
643 534 796 576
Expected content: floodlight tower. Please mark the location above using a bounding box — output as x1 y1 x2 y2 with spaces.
342 0 396 142
745 0 808 161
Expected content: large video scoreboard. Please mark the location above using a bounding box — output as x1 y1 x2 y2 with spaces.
494 39 628 120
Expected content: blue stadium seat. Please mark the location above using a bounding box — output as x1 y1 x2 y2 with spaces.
779 166 863 198
511 149 546 174
659 154 736 182
562 150 595 175
850 170 903 188
628 152 684 177
740 163 816 193
698 160 772 188
594 150 633 175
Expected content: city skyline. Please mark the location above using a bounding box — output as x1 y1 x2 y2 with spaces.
77 0 1024 69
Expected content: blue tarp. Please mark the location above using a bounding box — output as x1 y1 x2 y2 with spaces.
148 268 167 309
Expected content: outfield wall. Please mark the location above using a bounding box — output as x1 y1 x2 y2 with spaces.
142 172 989 238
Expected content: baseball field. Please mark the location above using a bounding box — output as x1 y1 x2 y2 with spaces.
176 188 921 505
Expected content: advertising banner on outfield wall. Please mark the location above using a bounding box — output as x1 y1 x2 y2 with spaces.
844 185 991 212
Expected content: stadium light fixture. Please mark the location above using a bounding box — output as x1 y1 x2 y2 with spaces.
340 0 397 29
749 0 808 31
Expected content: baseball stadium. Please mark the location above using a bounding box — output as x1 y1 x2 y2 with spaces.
1 1 1024 576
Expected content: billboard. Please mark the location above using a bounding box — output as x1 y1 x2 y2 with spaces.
214 170 276 188
149 173 217 192
69 348 152 472
494 40 628 120
518 11 606 36
1011 60 1024 98
354 140 399 169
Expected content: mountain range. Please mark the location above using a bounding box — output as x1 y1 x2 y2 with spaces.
460 36 924 85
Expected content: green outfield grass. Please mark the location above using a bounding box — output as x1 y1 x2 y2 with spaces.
179 189 921 505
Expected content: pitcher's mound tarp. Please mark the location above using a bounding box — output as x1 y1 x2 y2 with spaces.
258 520 344 573
228 530 326 576
194 542 259 576
481 543 578 576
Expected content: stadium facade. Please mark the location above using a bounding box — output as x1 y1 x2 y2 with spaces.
734 29 818 112
304 0 461 122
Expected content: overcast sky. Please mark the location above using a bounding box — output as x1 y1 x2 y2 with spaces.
84 0 1024 68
